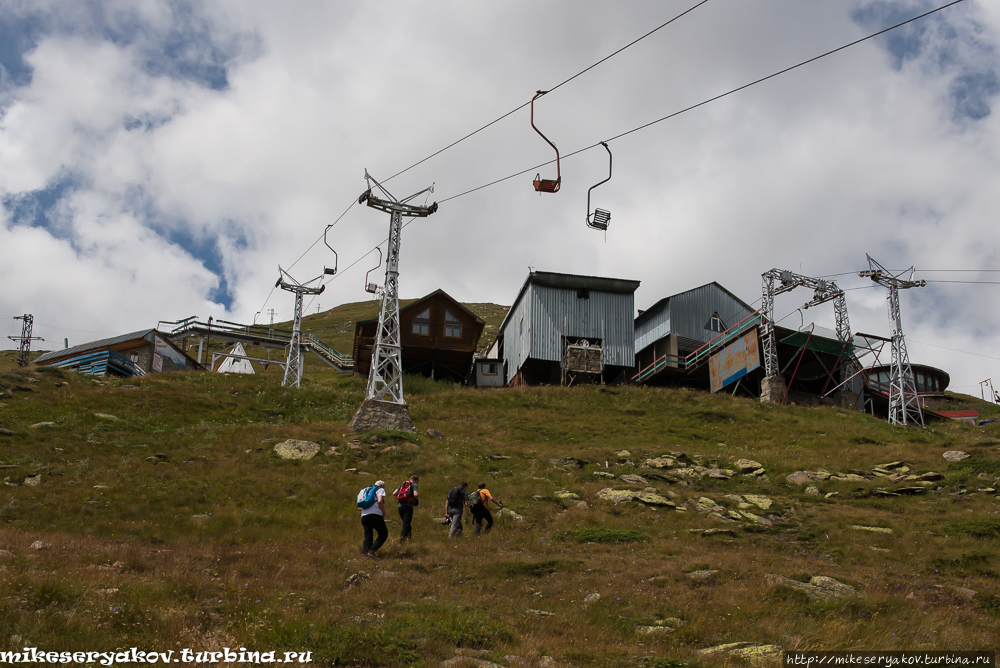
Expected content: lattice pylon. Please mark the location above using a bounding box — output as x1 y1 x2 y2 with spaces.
367 208 405 404
282 290 305 388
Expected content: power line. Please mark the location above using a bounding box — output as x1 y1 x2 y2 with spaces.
383 0 711 184
907 339 1000 362
439 0 966 204
924 280 1000 285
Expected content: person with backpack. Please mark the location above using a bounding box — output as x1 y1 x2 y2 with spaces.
444 482 470 539
357 480 387 557
392 475 420 542
470 482 503 535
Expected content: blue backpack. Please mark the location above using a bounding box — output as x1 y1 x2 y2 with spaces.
356 486 378 509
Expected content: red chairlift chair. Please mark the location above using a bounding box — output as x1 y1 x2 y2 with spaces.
530 90 561 193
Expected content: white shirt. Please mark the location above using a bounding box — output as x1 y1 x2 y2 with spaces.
361 487 386 517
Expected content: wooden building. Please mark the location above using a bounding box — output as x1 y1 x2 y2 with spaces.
353 290 485 382
33 329 201 377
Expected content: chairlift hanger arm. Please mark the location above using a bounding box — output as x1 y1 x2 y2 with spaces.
586 142 612 230
530 90 561 193
323 224 338 276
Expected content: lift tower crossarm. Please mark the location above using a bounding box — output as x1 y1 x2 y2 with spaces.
859 254 926 428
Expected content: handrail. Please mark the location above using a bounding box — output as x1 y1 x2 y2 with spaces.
631 311 763 383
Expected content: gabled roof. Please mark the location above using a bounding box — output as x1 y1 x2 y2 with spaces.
499 270 641 334
34 329 156 364
356 289 485 325
634 281 753 328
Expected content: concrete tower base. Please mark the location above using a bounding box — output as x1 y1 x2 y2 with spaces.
349 399 415 433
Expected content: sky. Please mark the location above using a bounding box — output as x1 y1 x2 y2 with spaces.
1 0 998 398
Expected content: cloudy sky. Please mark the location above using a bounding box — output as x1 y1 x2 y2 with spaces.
1 0 998 396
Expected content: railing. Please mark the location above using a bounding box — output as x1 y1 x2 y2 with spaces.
631 311 762 384
164 317 353 371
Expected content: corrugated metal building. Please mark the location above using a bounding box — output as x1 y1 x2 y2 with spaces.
497 270 640 386
34 329 202 377
634 282 755 375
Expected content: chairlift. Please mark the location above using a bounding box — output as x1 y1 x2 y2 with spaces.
586 142 612 231
530 91 561 193
322 224 337 275
364 247 383 294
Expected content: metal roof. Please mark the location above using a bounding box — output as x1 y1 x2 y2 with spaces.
34 329 155 364
634 281 753 329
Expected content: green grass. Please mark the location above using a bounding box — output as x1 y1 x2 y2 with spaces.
3 346 1000 664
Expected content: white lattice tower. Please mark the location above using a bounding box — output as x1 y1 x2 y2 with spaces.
860 254 925 428
358 171 437 406
275 267 325 388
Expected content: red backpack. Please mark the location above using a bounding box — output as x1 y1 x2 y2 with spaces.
396 481 416 504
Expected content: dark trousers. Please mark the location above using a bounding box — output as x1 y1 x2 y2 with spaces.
398 504 414 539
361 514 388 554
472 506 493 534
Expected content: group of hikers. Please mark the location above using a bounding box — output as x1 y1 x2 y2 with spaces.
356 476 504 557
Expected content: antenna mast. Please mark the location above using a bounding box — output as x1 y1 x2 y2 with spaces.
859 254 926 427
275 268 325 388
8 314 44 368
349 170 437 432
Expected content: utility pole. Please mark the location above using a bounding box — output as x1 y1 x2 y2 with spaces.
349 170 437 432
860 255 925 428
275 268 324 388
8 315 44 368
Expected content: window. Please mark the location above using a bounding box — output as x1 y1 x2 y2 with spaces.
412 308 430 335
482 362 498 376
577 288 590 299
445 310 462 338
705 313 725 333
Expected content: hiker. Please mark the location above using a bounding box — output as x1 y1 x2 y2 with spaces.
470 482 503 535
393 475 420 541
358 480 388 557
444 482 470 538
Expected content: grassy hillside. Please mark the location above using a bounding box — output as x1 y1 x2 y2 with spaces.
2 351 1000 666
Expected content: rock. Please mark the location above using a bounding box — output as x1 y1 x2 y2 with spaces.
526 609 555 617
325 447 341 456
538 658 556 668
824 492 839 499
427 429 445 439
694 497 724 513
637 625 674 635
190 514 210 521
489 454 511 460
496 508 524 522
380 446 400 454
688 528 736 537
274 439 320 460
94 413 120 421
850 525 892 533
30 541 50 550
687 569 718 582
786 471 811 485
739 511 773 526
742 495 773 510
349 399 414 433
583 592 601 604
554 490 580 500
805 486 820 496
596 488 636 503
735 458 764 473
643 457 676 469
765 574 855 602
574 501 588 510
593 471 615 478
0 428 15 436
635 491 676 507
0 549 14 557
550 457 587 469
944 451 970 462
699 643 784 667
343 572 370 590
615 450 631 457
453 649 491 658
619 474 648 485
29 422 55 429
23 475 41 487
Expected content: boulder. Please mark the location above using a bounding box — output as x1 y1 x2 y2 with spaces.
550 457 587 469
694 497 724 513
615 450 631 457
636 625 675 635
765 574 855 602
643 457 677 469
619 474 648 485
739 511 773 526
554 490 580 500
786 471 811 485
0 428 15 436
525 609 555 617
94 413 120 421
596 488 636 503
805 486 820 496
687 569 718 582
583 592 601 604
635 491 676 507
943 451 970 462
698 643 784 667
496 508 524 522
850 525 892 533
735 458 764 473
30 541 50 550
593 471 615 478
741 495 773 510
274 439 320 460
23 475 41 487
29 422 55 429
688 528 737 536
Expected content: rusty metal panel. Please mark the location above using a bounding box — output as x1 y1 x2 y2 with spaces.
709 329 760 392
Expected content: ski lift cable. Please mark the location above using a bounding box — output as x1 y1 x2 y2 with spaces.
437 0 966 205
382 0 711 185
